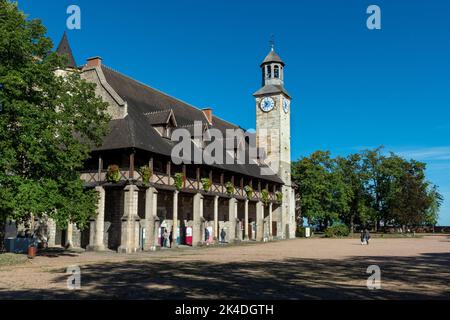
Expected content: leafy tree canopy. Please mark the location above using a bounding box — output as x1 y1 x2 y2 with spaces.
0 0 110 231
293 147 443 231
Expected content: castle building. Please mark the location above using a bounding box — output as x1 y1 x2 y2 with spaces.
42 33 297 252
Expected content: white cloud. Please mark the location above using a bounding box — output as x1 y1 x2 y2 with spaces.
396 147 450 161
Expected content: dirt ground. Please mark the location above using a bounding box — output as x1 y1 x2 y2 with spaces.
0 235 449 299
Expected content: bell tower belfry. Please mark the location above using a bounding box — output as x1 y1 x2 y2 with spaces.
253 44 296 239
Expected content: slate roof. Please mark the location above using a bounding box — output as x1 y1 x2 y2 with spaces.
94 65 283 183
253 84 291 98
261 49 284 66
56 32 77 69
144 109 177 125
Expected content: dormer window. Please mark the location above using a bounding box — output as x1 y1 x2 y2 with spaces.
144 109 177 139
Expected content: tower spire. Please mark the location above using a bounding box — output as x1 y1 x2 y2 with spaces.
56 31 77 69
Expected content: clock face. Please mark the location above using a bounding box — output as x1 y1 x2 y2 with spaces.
260 97 275 112
283 99 290 113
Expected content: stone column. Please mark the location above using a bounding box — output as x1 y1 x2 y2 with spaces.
65 223 73 248
269 202 273 240
46 218 56 247
144 187 158 251
244 200 249 240
118 185 140 253
172 190 179 248
87 186 105 251
228 198 237 243
193 193 204 247
213 195 219 241
256 201 264 241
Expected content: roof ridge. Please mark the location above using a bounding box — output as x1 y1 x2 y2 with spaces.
143 109 171 116
102 64 209 119
101 64 248 130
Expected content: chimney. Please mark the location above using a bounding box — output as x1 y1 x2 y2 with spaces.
202 108 213 124
86 56 102 68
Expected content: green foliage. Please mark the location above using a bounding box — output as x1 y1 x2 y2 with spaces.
0 1 110 231
174 173 184 191
292 151 347 228
296 226 307 237
261 189 269 206
324 224 350 238
225 181 235 195
106 165 120 183
139 166 152 186
201 178 211 192
292 147 443 231
244 185 253 198
275 191 283 203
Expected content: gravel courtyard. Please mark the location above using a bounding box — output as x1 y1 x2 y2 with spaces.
1 235 449 299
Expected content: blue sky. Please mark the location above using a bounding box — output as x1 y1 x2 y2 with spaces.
18 0 450 225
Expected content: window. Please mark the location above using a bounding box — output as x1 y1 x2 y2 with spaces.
266 65 271 78
274 65 279 78
165 126 172 138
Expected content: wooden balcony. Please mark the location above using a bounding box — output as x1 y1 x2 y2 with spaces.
80 169 279 202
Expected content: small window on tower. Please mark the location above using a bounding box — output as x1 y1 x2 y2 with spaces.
266 65 271 78
274 65 279 78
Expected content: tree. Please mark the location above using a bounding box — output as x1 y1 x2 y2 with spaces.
292 151 349 230
293 147 444 233
424 185 443 228
335 154 371 233
0 1 110 249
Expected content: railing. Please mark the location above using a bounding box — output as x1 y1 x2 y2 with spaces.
80 169 278 201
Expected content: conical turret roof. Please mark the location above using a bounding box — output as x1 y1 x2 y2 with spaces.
260 48 284 67
56 32 77 69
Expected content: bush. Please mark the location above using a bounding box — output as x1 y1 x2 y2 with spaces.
296 226 306 237
106 165 120 183
201 178 211 192
174 173 185 191
139 166 152 186
324 224 350 238
225 181 235 195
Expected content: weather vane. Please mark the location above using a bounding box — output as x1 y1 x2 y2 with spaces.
270 34 275 51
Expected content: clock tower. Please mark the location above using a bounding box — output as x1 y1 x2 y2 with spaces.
253 45 296 239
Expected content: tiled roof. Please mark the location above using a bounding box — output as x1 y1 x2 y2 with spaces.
56 32 77 69
94 65 283 183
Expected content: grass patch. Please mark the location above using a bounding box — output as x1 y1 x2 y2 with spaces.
0 253 28 266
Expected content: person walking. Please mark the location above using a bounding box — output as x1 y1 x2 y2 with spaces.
360 230 366 245
169 227 173 248
163 228 169 248
220 228 226 243
364 228 371 245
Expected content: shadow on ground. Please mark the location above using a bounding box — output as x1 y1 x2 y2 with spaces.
1 252 449 300
35 247 82 258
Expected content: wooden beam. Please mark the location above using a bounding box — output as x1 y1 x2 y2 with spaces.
167 161 171 176
149 156 153 172
196 167 201 189
98 155 103 182
129 151 135 179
